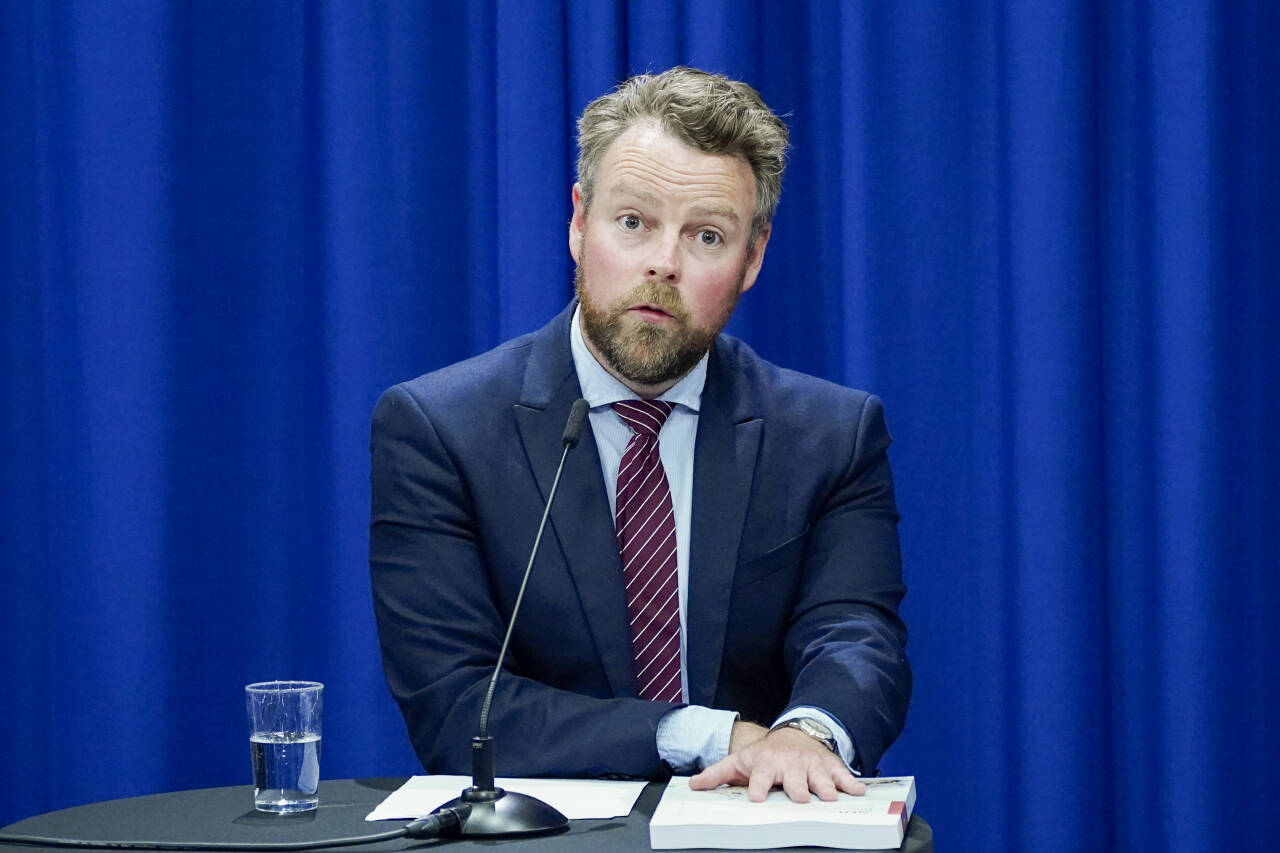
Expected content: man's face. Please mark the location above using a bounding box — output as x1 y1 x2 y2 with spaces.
569 123 771 395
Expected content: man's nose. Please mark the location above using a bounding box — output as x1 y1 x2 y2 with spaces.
646 231 681 282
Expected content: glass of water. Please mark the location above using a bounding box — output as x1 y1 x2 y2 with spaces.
245 680 323 813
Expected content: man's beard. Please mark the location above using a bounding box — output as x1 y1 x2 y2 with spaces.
575 256 745 388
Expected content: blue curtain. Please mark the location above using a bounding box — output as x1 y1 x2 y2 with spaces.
3 2 1276 851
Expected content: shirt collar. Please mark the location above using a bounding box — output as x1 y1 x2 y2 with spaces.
570 305 706 413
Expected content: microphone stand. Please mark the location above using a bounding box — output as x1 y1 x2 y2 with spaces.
430 400 589 837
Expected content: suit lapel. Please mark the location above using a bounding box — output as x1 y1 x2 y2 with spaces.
513 305 636 698
687 339 761 707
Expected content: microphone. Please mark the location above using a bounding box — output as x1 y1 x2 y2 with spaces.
431 398 589 838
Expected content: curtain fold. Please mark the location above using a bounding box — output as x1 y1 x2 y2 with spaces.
3 3 1275 851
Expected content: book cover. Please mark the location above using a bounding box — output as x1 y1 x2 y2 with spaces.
649 776 916 850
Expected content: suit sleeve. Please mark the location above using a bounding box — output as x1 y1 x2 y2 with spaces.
782 393 911 774
369 385 675 779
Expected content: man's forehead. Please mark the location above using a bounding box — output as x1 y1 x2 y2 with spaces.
595 125 755 215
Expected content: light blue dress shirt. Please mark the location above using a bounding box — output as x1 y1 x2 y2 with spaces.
569 308 856 773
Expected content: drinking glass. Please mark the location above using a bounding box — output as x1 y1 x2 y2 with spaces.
245 680 323 813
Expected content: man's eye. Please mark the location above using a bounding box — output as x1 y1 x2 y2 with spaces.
698 230 723 246
620 214 642 230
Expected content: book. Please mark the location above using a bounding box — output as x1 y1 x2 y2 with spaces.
649 775 916 850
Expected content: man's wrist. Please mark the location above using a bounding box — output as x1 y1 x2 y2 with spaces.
770 707 858 770
769 717 839 754
729 719 769 754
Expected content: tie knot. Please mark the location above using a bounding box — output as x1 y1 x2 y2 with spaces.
612 399 674 437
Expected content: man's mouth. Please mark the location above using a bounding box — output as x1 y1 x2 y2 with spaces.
628 303 674 321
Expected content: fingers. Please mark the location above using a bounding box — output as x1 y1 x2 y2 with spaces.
746 758 849 803
689 756 745 791
808 766 839 802
692 729 863 804
835 768 867 797
747 765 777 802
780 765 811 803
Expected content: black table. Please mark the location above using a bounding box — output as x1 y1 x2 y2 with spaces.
1 778 932 852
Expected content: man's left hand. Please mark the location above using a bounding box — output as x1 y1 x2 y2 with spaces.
689 725 867 803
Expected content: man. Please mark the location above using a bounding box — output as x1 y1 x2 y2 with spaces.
370 67 910 803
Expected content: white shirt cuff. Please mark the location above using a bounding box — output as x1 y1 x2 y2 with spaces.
655 705 739 773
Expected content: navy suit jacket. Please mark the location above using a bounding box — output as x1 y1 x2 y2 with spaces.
370 303 910 780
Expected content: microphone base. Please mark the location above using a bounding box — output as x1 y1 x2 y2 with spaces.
433 786 570 838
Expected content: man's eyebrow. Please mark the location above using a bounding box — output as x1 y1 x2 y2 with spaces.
606 181 662 207
688 202 741 225
607 181 743 225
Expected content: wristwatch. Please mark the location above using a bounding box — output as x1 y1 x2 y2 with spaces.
771 717 838 754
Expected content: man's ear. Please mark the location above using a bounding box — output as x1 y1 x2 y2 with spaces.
738 224 772 294
569 183 586 264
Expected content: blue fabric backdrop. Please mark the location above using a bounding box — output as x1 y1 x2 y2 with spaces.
3 2 1276 852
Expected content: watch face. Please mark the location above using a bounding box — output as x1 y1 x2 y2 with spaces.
798 718 832 740
773 717 837 752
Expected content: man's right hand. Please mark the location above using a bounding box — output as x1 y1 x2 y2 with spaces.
691 720 866 803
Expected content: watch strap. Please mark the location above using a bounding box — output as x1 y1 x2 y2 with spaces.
771 717 838 754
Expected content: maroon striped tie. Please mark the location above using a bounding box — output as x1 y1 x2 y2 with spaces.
612 400 682 703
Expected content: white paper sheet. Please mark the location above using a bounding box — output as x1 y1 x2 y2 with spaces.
365 775 648 822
